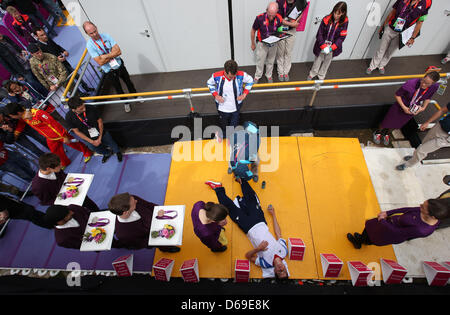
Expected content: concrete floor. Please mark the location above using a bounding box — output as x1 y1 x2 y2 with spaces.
362 147 450 278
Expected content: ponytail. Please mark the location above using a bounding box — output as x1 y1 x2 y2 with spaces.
204 202 229 222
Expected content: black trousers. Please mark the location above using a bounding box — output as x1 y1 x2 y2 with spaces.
218 110 240 139
214 180 266 234
104 60 137 96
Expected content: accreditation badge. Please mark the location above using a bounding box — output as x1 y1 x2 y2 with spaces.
108 58 120 69
393 17 406 32
88 128 100 138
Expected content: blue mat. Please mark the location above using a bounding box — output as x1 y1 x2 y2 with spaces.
0 152 172 272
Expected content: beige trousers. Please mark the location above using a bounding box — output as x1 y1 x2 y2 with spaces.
276 28 297 76
405 123 450 167
309 51 333 80
255 41 278 80
369 26 399 70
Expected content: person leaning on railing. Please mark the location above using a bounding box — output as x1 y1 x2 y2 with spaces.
307 1 348 81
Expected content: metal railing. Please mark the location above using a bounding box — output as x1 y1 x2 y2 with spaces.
61 51 449 113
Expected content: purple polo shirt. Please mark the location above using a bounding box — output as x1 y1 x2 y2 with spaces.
380 78 438 129
365 207 439 246
277 0 295 19
252 12 284 41
389 0 431 30
395 78 438 107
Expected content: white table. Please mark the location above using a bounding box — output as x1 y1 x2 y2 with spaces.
148 205 185 246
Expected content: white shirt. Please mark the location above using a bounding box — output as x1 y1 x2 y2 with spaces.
117 210 141 223
55 218 80 229
218 78 237 113
38 170 56 180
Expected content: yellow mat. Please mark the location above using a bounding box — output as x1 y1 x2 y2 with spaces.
230 137 317 279
297 137 396 280
153 137 396 280
153 140 234 278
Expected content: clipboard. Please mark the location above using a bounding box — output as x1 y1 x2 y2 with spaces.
287 0 308 20
261 32 292 46
399 23 420 49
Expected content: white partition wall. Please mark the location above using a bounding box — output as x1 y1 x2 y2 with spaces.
63 0 450 74
67 0 231 74
140 0 231 72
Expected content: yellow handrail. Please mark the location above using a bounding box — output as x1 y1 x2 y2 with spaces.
62 48 88 98
61 52 448 102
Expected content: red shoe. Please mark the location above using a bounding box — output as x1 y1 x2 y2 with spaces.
205 181 222 190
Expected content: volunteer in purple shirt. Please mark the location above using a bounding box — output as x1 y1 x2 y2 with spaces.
367 0 432 74
251 2 296 83
373 70 440 146
308 2 348 81
275 0 301 82
347 198 449 249
191 201 228 252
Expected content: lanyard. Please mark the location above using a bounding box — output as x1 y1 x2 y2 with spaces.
327 21 339 41
39 63 49 76
75 111 91 128
92 36 110 54
399 0 420 19
410 86 428 106
264 13 278 35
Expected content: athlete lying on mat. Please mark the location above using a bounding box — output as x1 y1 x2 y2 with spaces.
205 179 289 279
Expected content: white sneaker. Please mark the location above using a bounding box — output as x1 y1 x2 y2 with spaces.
124 103 131 113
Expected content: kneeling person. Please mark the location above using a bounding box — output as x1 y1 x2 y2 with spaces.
191 201 228 252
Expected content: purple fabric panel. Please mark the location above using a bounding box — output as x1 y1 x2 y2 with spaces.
0 220 30 267
0 152 172 272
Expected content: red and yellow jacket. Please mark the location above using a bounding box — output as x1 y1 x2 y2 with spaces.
22 109 67 141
